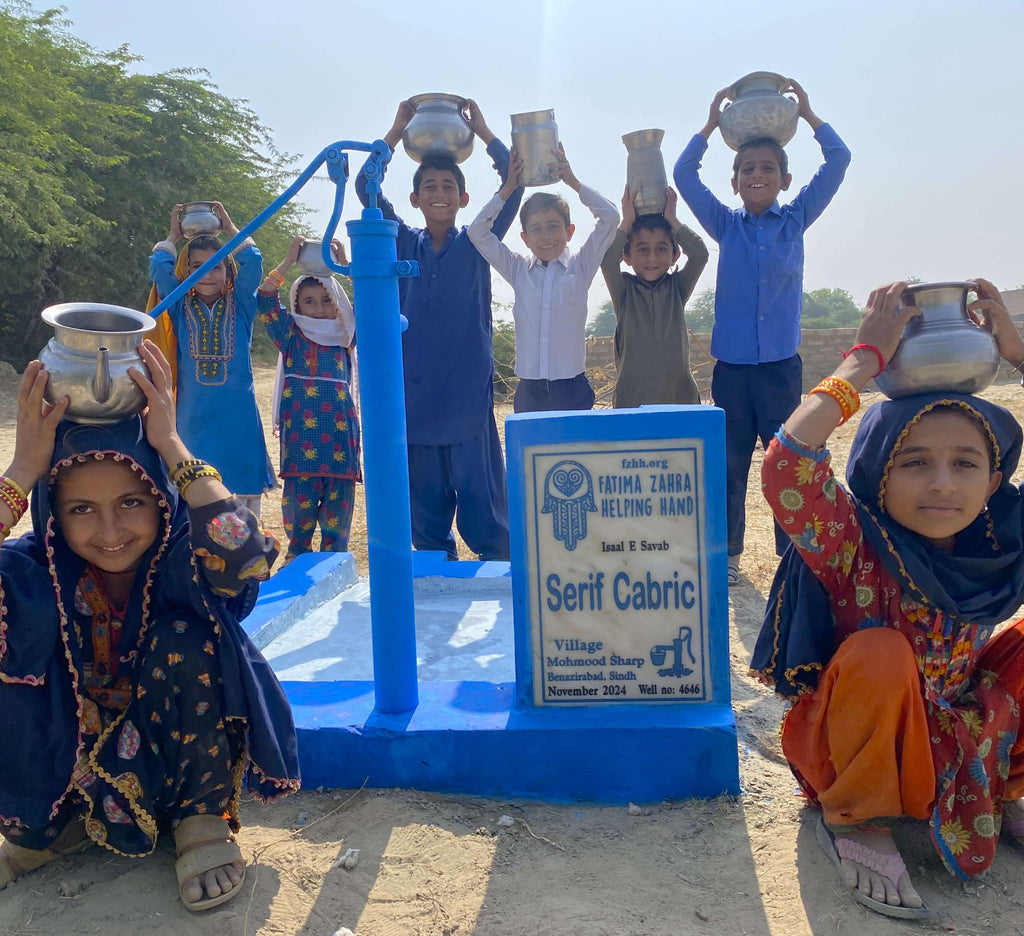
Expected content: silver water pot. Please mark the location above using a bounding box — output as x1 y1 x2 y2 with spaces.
39 303 156 424
180 201 222 238
622 128 668 216
510 109 559 186
402 93 474 164
297 240 341 276
718 71 800 151
874 282 1000 399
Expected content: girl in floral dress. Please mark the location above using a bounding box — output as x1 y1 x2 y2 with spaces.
752 278 1024 918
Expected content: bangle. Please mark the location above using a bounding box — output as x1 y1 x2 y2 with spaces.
174 465 222 497
843 344 885 378
0 476 29 522
264 269 286 288
171 458 206 481
809 376 861 425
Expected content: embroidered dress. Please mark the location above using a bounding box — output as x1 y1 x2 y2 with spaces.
149 243 275 496
0 418 299 858
753 394 1024 879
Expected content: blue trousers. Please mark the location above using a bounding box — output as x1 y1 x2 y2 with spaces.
711 356 802 557
407 411 510 561
514 372 595 413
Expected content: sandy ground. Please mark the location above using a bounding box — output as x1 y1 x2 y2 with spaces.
2 363 1024 935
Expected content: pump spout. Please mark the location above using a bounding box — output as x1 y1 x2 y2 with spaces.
92 347 111 404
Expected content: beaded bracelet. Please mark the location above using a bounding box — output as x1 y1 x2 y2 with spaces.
843 343 886 378
174 465 222 497
0 476 29 521
809 376 861 425
170 458 206 481
264 269 286 288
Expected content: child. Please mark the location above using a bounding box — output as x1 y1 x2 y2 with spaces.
148 201 275 518
674 80 851 585
0 343 298 911
355 99 522 561
600 185 709 408
752 279 1024 918
258 236 361 561
468 145 619 413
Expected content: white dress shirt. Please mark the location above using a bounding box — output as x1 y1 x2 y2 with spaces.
468 185 619 380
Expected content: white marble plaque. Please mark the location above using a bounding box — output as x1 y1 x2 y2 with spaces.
523 439 710 705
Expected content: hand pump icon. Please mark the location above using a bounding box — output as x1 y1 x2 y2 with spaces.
649 626 696 678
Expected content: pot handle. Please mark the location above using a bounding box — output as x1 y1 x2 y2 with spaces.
92 347 111 404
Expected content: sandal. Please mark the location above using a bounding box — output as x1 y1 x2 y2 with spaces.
815 815 929 920
174 814 246 912
727 558 740 587
0 817 91 891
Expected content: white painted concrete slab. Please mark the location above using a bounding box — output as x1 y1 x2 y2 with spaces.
259 575 516 683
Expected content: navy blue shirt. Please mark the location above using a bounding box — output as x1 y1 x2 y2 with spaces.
357 139 522 444
674 124 851 364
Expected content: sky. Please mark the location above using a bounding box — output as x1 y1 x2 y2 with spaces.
51 0 1024 318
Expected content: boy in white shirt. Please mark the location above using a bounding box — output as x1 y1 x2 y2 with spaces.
468 144 619 412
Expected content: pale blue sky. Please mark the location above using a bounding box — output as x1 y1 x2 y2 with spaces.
55 0 1024 315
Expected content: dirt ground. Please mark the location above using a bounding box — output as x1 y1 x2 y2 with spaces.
2 363 1024 935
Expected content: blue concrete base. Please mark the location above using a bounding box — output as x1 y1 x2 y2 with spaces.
285 679 739 802
251 551 739 802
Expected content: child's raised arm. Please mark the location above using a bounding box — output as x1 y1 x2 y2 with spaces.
785 282 919 448
167 204 184 245
553 143 581 192
698 88 730 141
969 278 1024 368
382 99 416 151
463 99 496 146
787 78 823 131
261 235 304 292
498 149 524 202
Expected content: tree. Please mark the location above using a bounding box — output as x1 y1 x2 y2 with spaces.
0 5 309 368
801 287 860 328
491 311 516 401
687 288 716 333
586 300 616 337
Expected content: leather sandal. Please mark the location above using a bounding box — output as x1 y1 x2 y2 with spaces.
0 817 91 891
174 814 245 912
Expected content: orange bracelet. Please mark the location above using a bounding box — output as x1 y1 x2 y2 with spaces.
264 268 286 288
809 376 860 425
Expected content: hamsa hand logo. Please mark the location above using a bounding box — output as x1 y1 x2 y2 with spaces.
542 460 596 551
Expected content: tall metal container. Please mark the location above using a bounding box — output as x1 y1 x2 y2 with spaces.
510 109 560 186
622 128 668 216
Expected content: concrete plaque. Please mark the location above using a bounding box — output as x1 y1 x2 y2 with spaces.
506 407 727 709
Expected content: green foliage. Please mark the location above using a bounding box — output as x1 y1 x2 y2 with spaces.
491 314 516 401
687 288 716 333
0 4 309 368
800 287 860 328
586 301 616 337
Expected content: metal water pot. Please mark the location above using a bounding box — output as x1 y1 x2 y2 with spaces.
39 303 156 424
297 240 340 276
402 93 474 164
718 71 800 151
874 282 1001 399
622 128 668 216
510 109 559 186
180 201 222 237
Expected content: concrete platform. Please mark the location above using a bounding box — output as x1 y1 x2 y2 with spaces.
247 551 740 802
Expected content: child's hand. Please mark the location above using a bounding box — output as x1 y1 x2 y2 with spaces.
8 361 69 493
620 185 637 231
169 204 184 243
212 202 239 237
554 143 580 191
663 187 680 228
129 340 181 458
463 99 495 145
969 278 1024 366
384 99 416 148
700 88 730 139
499 148 523 200
787 79 821 129
283 235 304 270
331 239 348 266
855 281 922 365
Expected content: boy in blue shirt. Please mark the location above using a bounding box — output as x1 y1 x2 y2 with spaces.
356 99 522 561
674 79 851 585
